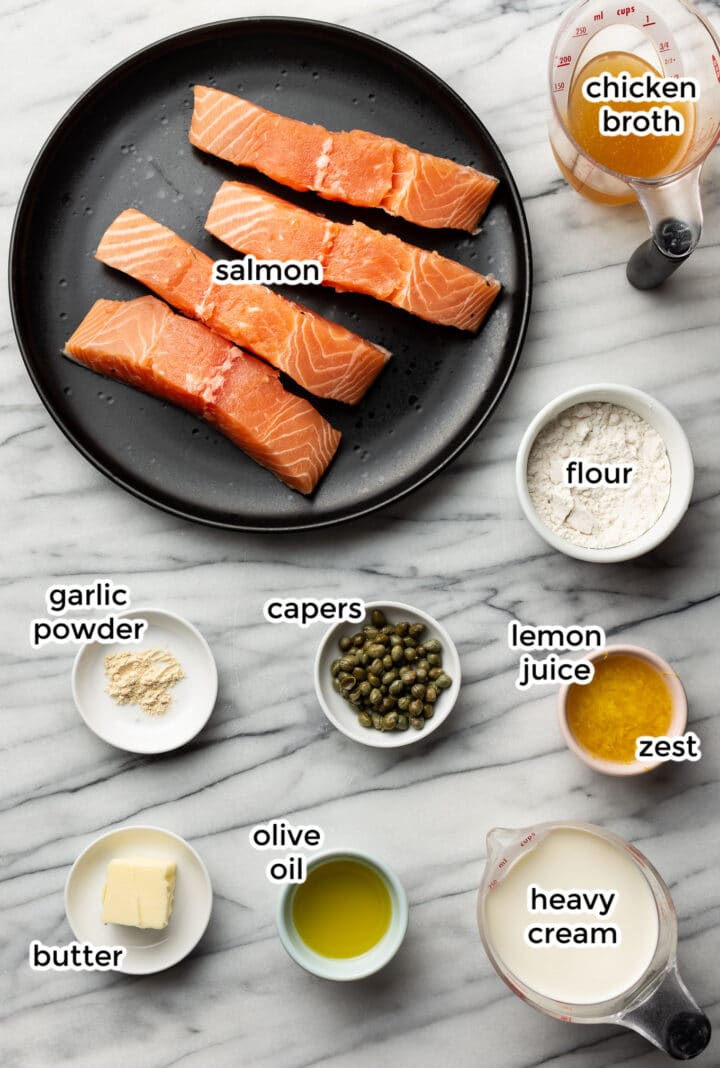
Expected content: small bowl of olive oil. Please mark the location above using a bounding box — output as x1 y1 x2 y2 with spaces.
277 851 409 980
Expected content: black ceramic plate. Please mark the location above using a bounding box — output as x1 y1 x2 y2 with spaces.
10 18 531 531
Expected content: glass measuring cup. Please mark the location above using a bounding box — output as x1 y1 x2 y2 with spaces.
549 0 720 288
477 821 711 1059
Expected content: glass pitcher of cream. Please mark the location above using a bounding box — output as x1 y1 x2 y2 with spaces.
477 821 711 1059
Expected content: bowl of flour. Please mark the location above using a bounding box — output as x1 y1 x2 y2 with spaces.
516 384 694 562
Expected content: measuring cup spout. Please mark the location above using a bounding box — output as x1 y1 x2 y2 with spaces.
627 169 703 289
485 828 518 863
621 966 711 1059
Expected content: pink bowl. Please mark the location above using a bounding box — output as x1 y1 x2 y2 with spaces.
557 644 688 777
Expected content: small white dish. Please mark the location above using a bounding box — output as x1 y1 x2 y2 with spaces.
72 607 217 754
515 384 694 563
558 644 688 776
315 601 461 748
65 825 212 975
277 850 409 981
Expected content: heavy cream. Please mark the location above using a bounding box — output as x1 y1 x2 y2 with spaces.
483 827 659 1004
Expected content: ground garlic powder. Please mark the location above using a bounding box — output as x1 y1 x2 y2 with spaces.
104 648 185 716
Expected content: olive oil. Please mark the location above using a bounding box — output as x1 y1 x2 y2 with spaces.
292 858 392 958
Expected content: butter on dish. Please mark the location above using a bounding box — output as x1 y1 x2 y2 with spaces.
102 857 176 929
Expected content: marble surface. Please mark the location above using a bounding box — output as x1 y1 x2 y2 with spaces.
2 1 720 1065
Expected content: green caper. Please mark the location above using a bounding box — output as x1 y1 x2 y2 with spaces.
424 639 441 654
416 645 426 658
358 711 373 728
339 656 356 672
389 633 403 646
332 678 343 693
396 714 409 730
370 658 384 675
427 653 442 667
425 685 438 703
352 634 364 647
423 703 435 718
404 647 417 662
371 609 386 627
381 655 391 670
408 699 423 717
359 681 372 696
415 668 428 683
349 688 363 704
403 636 417 648
390 645 404 664
339 636 352 652
411 683 426 700
381 696 396 712
429 667 441 680
382 711 398 731
409 623 425 639
409 716 424 730
353 666 366 681
436 673 452 690
362 624 378 640
331 658 342 677
389 679 404 697
341 676 356 692
400 669 416 686
369 687 382 705
397 695 411 712
368 673 380 687
417 658 429 671
396 622 409 637
372 712 383 730
382 670 397 686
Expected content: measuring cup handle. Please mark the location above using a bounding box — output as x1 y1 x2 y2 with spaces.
622 966 711 1059
627 219 697 290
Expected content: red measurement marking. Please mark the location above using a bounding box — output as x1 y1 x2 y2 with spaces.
553 81 566 93
574 25 588 36
713 54 720 83
659 41 670 53
488 879 498 890
644 16 656 26
593 10 605 22
557 57 573 68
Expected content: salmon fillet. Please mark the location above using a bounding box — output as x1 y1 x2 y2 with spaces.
189 86 498 232
206 183 501 332
96 210 389 405
65 296 341 495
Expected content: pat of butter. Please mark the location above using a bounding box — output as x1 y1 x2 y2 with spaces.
102 857 176 930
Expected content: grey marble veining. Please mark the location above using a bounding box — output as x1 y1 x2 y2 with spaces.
2 1 720 1066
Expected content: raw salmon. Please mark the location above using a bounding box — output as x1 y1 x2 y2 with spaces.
65 296 341 494
206 183 501 332
189 86 498 232
96 210 389 404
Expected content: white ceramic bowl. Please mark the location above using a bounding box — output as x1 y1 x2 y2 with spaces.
65 825 213 974
277 850 408 981
315 601 461 748
558 644 688 776
72 607 217 754
515 384 694 563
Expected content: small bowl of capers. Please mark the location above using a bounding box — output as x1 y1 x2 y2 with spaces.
315 601 461 748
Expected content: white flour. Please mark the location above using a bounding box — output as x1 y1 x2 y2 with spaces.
526 402 671 549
